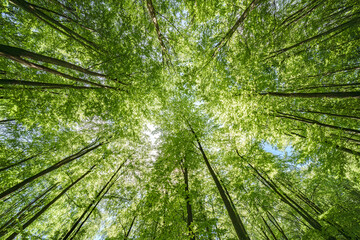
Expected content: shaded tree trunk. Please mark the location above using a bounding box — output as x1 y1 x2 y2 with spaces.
6 166 95 240
0 184 57 237
9 0 98 51
187 121 250 240
261 91 360 98
180 158 195 240
62 159 127 240
0 45 106 77
0 79 98 90
0 153 40 172
0 141 103 200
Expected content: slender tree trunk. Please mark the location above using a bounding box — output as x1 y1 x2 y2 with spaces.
69 160 125 239
289 131 360 156
9 0 99 51
269 16 360 57
0 142 103 200
0 119 15 124
0 184 57 237
266 212 288 240
187 121 250 240
0 153 39 172
0 79 98 90
180 158 195 240
0 52 115 89
248 164 336 240
280 0 323 27
261 216 278 240
124 216 137 240
213 0 260 56
296 109 360 121
62 160 127 240
276 112 360 135
0 45 105 77
261 91 360 98
5 166 95 240
145 0 168 56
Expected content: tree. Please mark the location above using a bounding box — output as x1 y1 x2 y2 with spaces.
1 0 359 239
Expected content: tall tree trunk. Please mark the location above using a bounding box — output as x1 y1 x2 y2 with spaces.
0 153 40 172
261 91 360 98
145 0 168 56
5 166 95 240
180 158 195 240
0 142 103 200
69 160 125 239
0 184 57 237
247 164 336 240
269 16 360 57
213 0 261 57
62 160 127 240
187 121 250 240
9 0 99 51
277 112 360 135
295 109 360 121
289 131 360 157
0 45 105 77
261 216 278 240
124 216 137 240
0 79 98 90
0 51 115 89
266 211 288 240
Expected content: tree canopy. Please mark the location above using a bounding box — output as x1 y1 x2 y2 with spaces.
1 0 360 239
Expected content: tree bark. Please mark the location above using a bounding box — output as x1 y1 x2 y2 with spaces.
261 91 360 98
0 79 98 90
213 0 261 57
62 159 127 240
9 0 99 51
5 166 95 240
0 142 103 200
276 112 360 135
0 153 40 172
69 160 125 239
0 52 115 89
180 158 195 240
187 121 250 240
0 45 106 77
0 184 57 237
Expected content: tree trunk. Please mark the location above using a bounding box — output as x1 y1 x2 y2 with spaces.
5 166 95 240
0 153 39 172
248 164 336 240
261 91 360 98
296 109 360 121
276 112 360 135
62 159 127 240
0 45 105 77
187 121 250 240
180 158 195 240
124 216 137 240
261 216 278 240
0 79 98 90
9 0 99 51
69 160 125 239
0 142 103 200
145 0 168 55
0 51 115 89
269 16 360 57
0 184 57 237
213 0 260 56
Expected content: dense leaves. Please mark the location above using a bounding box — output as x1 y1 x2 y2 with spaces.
1 0 359 239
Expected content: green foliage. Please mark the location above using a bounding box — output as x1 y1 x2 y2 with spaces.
0 0 359 239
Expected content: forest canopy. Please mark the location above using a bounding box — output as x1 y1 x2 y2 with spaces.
0 0 360 239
